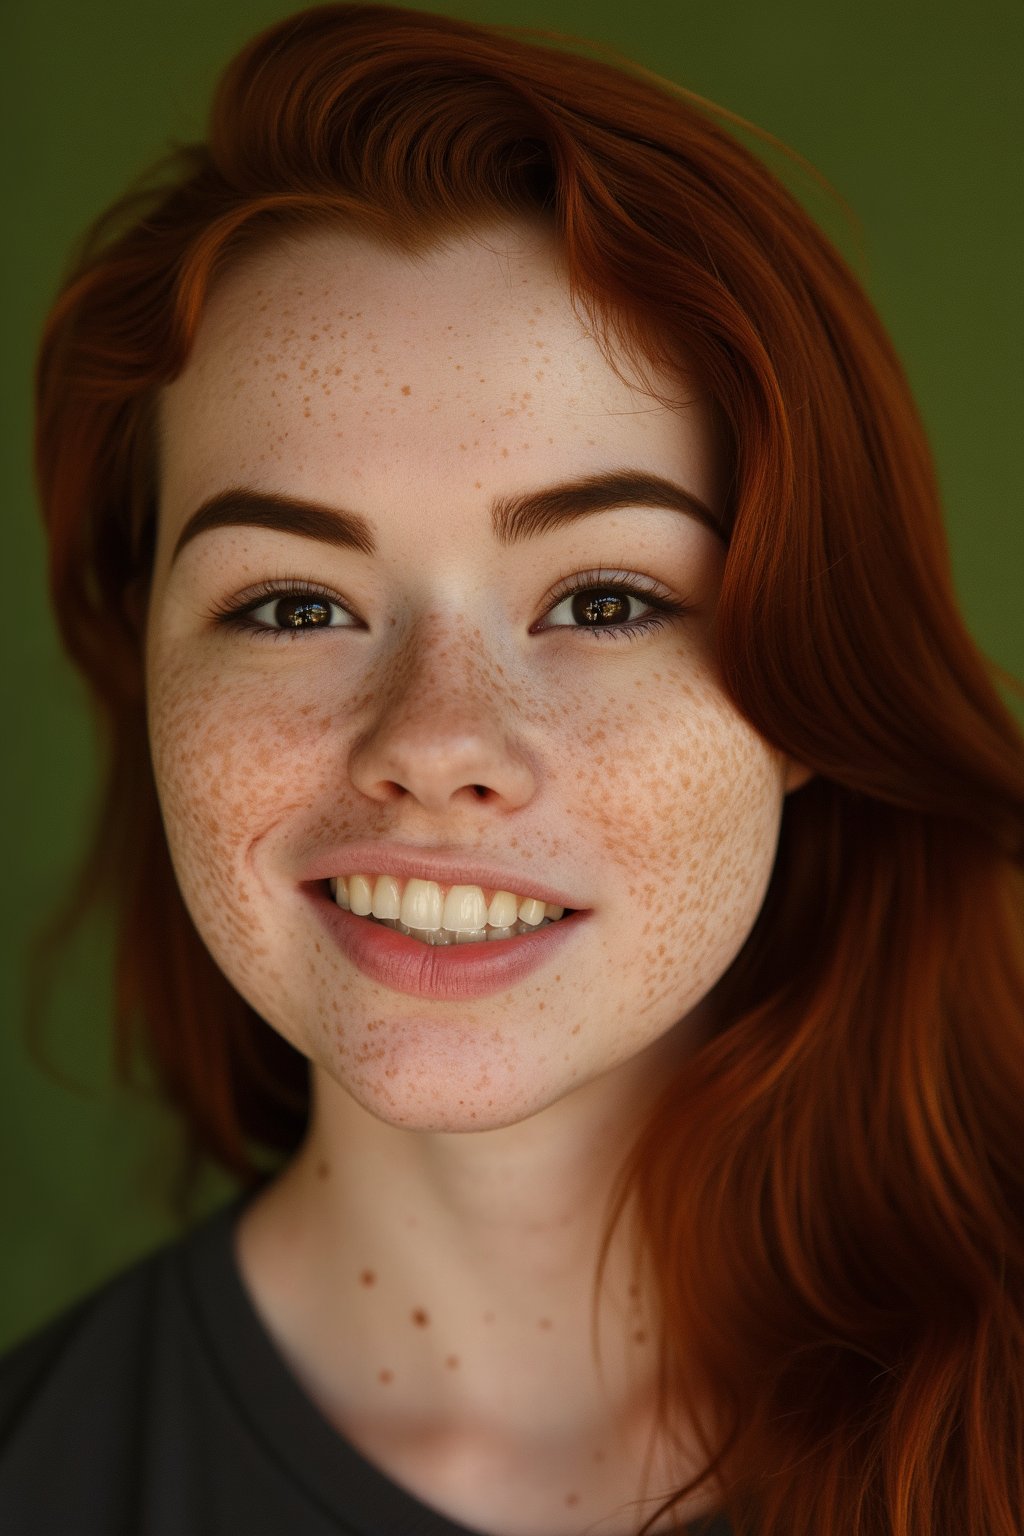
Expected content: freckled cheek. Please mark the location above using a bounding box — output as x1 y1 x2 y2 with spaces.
146 652 346 874
562 691 781 950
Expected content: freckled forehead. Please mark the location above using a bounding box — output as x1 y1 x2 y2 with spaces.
170 223 651 395
157 221 718 535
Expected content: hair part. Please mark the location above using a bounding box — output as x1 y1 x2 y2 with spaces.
30 7 1024 1533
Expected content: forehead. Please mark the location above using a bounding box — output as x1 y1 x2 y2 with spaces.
168 219 654 380
156 222 719 534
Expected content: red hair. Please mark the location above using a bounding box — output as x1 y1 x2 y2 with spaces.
30 6 1024 1533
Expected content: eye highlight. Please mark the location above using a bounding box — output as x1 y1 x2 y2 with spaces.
207 577 360 638
534 569 693 641
206 568 693 641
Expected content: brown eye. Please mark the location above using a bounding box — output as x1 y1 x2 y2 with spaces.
571 590 633 626
218 584 360 634
272 596 335 629
543 585 653 630
535 572 691 642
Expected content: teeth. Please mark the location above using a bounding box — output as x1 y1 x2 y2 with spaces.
371 875 402 920
443 885 488 932
330 873 573 944
400 878 443 931
371 915 555 943
487 890 519 928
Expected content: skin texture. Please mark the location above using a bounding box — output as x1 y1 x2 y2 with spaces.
146 221 812 1535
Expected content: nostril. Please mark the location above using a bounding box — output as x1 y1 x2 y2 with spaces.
472 785 488 799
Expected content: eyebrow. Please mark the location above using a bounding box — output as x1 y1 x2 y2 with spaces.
169 469 726 566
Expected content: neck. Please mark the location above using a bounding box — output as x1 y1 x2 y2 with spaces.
258 1058 660 1416
233 1036 715 1534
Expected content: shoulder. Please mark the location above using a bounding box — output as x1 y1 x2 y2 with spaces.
0 1201 241 1535
1 1231 173 1410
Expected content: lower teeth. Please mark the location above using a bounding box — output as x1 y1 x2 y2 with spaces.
366 915 556 944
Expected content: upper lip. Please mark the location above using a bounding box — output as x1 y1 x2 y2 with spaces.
298 842 585 910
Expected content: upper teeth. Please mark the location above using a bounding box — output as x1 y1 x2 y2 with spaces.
330 874 565 933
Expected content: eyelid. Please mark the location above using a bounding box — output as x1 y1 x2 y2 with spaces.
541 565 680 603
532 567 689 628
206 575 360 630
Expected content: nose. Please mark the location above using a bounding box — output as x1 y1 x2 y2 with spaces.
347 616 537 814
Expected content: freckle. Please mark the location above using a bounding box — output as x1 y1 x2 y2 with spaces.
538 1317 553 1331
316 1159 329 1180
565 1492 580 1507
378 1369 393 1384
633 1329 648 1344
593 1448 606 1464
359 1269 377 1287
570 1023 581 1035
482 1311 495 1325
401 383 412 395
411 1308 430 1327
445 1354 459 1369
628 1282 640 1299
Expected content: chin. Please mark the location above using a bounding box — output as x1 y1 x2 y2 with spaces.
309 1023 581 1135
349 1091 540 1135
331 1072 554 1134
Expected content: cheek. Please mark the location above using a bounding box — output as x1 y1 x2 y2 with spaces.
555 667 783 1018
145 647 338 960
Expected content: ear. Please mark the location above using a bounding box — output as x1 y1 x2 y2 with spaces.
783 759 815 795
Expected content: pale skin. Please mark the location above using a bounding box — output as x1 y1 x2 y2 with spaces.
145 220 813 1535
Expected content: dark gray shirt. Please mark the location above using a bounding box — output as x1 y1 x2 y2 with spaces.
0 1192 733 1535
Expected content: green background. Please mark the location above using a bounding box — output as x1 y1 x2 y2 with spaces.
3 0 1022 1352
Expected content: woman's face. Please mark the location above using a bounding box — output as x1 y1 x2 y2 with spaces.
147 222 808 1132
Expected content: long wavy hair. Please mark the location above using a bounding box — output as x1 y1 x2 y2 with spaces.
29 6 1024 1533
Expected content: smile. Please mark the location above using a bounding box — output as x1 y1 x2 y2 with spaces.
330 874 571 945
306 878 588 1002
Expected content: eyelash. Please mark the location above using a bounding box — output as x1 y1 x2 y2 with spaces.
206 568 692 643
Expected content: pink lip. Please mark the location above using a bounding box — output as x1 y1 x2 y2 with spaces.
297 841 583 912
303 884 588 1001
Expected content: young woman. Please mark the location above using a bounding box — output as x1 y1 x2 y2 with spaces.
3 5 1022 1534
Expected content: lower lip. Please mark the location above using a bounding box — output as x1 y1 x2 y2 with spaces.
305 885 588 1001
